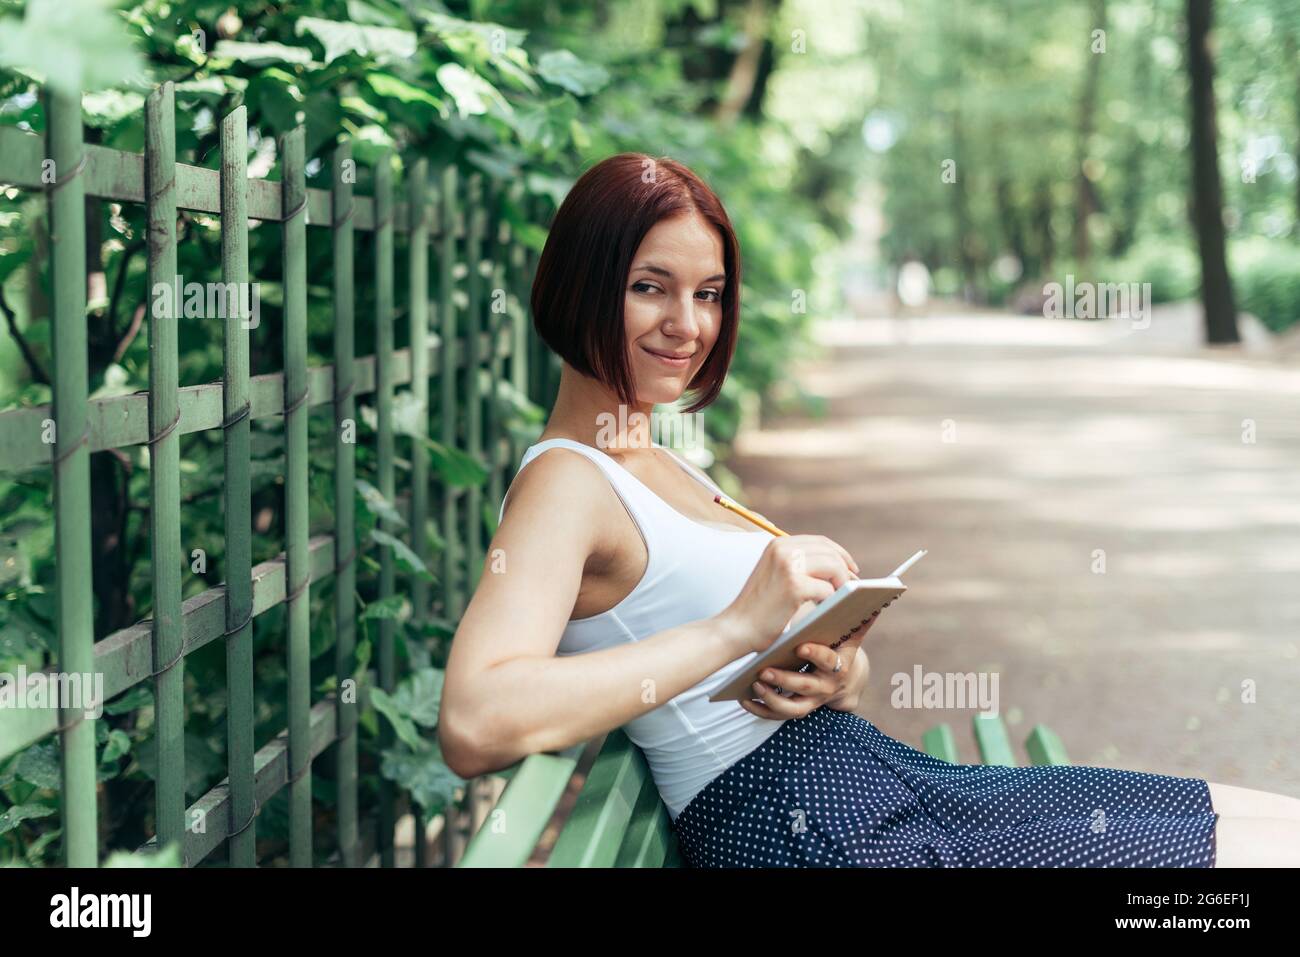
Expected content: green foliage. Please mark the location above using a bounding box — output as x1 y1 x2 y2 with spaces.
1232 239 1300 334
0 0 857 865
370 666 463 817
862 0 1299 333
1104 240 1200 304
0 0 143 95
102 843 182 867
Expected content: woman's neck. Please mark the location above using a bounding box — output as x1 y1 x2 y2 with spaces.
541 363 656 451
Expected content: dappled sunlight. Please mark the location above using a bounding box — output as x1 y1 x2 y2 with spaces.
1106 630 1253 654
736 417 958 461
1019 497 1290 533
1114 551 1238 579
765 474 1036 508
814 316 1116 348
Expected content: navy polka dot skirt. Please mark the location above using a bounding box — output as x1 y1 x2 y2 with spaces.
671 707 1218 867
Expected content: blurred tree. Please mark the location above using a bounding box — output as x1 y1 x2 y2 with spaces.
1073 0 1107 265
1186 0 1239 343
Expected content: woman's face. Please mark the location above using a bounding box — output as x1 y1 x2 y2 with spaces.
623 211 726 407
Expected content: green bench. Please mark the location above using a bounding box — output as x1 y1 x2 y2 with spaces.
457 712 1071 868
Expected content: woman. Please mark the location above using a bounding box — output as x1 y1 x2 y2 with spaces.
438 152 1300 867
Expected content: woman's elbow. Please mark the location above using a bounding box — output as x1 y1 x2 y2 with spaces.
438 712 489 780
438 698 525 779
439 665 552 777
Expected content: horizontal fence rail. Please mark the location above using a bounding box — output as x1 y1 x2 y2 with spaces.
0 80 547 867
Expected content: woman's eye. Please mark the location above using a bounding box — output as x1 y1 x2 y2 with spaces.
697 289 721 302
632 281 659 294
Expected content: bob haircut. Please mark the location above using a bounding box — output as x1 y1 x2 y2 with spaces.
530 153 742 414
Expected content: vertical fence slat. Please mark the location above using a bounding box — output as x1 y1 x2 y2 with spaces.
280 125 313 867
464 173 484 591
46 88 97 868
525 194 550 409
331 141 359 867
505 185 530 487
434 164 460 868
438 166 462 621
373 150 396 867
408 158 430 628
403 155 428 868
485 183 505 511
507 183 529 411
220 106 256 867
144 81 186 857
406 157 430 868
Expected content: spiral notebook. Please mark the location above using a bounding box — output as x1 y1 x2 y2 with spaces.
708 550 925 704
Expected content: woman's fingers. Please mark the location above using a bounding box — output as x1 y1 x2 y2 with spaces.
738 694 783 721
823 537 859 578
772 536 856 596
798 577 837 605
794 534 857 578
747 682 820 719
761 661 839 696
793 643 843 673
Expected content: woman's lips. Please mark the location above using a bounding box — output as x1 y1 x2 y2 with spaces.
642 345 694 368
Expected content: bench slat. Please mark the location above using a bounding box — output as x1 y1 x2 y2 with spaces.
921 723 959 763
972 713 1017 766
457 749 580 867
614 777 677 867
662 837 685 867
1025 724 1070 766
547 730 646 867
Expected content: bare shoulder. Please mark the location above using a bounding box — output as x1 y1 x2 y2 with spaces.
496 445 618 550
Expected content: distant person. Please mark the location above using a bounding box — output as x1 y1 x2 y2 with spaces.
891 255 932 343
896 256 932 313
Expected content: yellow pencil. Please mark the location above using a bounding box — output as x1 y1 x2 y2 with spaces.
714 496 860 582
713 494 789 537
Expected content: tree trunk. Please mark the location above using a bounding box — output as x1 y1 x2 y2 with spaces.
1185 0 1239 344
1286 28 1300 237
1110 5 1155 257
1033 178 1055 278
951 111 978 301
996 175 1030 276
715 0 770 125
742 36 776 120
1073 0 1107 265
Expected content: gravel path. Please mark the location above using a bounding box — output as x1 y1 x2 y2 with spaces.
727 310 1300 796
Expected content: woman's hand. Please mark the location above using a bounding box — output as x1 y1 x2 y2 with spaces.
739 611 879 720
714 535 859 658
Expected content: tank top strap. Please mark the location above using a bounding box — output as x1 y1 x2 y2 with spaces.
651 440 726 497
498 438 664 554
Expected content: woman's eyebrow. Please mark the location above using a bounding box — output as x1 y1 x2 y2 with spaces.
632 262 726 283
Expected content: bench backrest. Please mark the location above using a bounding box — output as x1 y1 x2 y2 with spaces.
457 729 682 867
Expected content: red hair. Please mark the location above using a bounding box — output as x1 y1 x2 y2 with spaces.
530 153 742 413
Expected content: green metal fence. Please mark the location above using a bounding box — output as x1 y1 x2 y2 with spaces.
0 80 555 866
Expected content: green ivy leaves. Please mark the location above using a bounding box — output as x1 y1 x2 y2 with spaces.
369 667 463 817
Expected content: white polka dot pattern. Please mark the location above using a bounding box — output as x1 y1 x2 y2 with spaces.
670 707 1219 867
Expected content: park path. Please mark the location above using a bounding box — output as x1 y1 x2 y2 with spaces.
727 305 1300 795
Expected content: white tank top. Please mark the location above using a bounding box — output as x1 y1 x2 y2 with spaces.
498 437 785 819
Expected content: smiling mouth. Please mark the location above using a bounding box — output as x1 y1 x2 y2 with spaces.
642 346 695 367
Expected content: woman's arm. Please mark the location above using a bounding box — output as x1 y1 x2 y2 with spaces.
437 450 754 779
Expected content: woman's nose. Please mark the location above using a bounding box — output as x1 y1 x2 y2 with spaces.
664 294 702 338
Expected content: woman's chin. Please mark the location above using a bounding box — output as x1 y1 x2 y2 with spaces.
633 383 688 407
